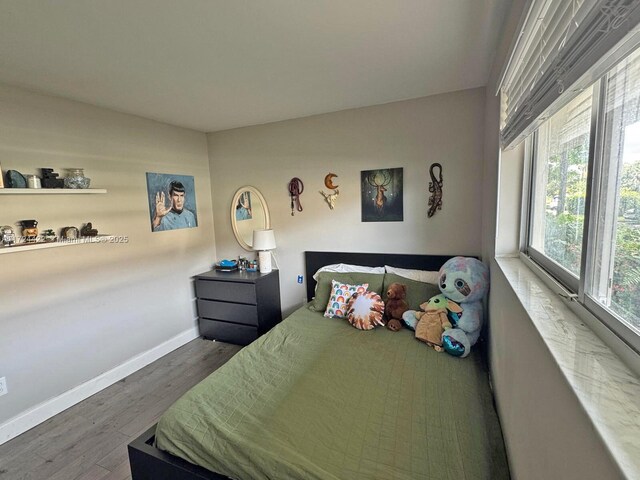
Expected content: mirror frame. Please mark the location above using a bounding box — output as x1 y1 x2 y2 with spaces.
230 186 271 251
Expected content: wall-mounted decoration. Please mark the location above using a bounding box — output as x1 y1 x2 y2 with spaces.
324 173 339 190
146 172 198 232
361 168 403 222
320 172 340 209
428 163 443 218
319 189 339 209
288 177 304 216
235 191 253 221
231 186 270 251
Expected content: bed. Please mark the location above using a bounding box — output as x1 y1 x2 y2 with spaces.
128 252 509 480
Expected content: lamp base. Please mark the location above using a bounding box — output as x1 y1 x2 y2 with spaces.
258 250 272 273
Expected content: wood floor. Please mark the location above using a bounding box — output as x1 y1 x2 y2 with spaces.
0 338 242 480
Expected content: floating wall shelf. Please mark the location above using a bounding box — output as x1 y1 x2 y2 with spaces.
0 235 116 254
0 188 107 195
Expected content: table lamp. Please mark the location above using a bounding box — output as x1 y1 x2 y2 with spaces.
253 229 276 274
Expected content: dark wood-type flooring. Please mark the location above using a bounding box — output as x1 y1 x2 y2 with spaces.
0 338 242 480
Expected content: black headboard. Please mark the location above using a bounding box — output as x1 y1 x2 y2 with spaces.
304 251 459 301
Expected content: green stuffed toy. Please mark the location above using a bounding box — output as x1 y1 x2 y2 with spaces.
413 294 462 352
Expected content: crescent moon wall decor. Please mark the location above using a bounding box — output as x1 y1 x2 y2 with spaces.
321 173 339 210
324 173 339 190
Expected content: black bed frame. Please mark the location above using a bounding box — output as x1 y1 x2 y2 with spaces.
128 251 458 480
304 251 455 301
129 425 230 480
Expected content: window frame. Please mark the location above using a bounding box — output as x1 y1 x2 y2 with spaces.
522 76 640 356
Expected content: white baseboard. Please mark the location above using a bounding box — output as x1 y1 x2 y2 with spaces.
0 326 200 445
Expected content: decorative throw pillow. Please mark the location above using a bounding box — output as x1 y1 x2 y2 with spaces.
346 291 385 330
310 272 383 312
324 280 369 318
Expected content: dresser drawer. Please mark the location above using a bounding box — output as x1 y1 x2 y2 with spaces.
194 269 281 346
195 279 256 304
199 318 258 345
197 299 258 326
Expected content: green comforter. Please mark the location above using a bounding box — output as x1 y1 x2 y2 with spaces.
155 306 509 480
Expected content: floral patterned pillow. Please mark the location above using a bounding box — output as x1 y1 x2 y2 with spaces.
346 291 385 330
324 280 369 318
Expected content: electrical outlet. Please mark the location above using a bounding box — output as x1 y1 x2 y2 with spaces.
0 377 7 396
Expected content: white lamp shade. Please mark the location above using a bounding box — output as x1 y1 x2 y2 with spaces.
252 229 276 251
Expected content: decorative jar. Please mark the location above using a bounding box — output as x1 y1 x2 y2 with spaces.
64 168 91 189
27 175 42 189
1 225 16 246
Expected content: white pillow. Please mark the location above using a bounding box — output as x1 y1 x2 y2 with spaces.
313 263 385 281
385 265 440 284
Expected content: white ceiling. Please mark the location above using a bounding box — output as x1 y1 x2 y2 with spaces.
0 0 510 133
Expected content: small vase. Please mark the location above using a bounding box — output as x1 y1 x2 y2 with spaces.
64 168 91 189
27 175 42 189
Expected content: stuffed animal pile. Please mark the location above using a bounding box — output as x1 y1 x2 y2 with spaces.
403 257 489 358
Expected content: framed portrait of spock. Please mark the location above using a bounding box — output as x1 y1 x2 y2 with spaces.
146 172 198 232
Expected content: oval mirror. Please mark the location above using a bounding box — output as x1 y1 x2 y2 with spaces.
230 186 270 251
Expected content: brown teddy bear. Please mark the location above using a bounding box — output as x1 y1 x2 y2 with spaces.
384 282 409 332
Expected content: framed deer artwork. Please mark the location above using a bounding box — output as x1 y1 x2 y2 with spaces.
360 168 403 222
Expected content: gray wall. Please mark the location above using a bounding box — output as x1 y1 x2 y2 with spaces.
0 84 215 428
207 88 486 315
483 1 623 478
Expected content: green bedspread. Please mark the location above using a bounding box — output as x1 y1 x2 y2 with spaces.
155 306 509 480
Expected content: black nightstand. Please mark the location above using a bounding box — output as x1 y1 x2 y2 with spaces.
194 269 282 345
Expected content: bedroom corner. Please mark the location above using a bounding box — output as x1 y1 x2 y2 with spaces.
0 83 217 443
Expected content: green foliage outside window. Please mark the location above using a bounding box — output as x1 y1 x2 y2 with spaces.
543 212 583 275
543 214 640 328
543 154 640 328
612 224 640 328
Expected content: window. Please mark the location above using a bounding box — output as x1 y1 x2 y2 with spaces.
526 47 640 352
530 89 593 282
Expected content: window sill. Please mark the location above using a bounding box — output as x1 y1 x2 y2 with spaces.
494 256 640 480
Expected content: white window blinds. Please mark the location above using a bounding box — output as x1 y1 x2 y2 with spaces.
499 0 640 148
